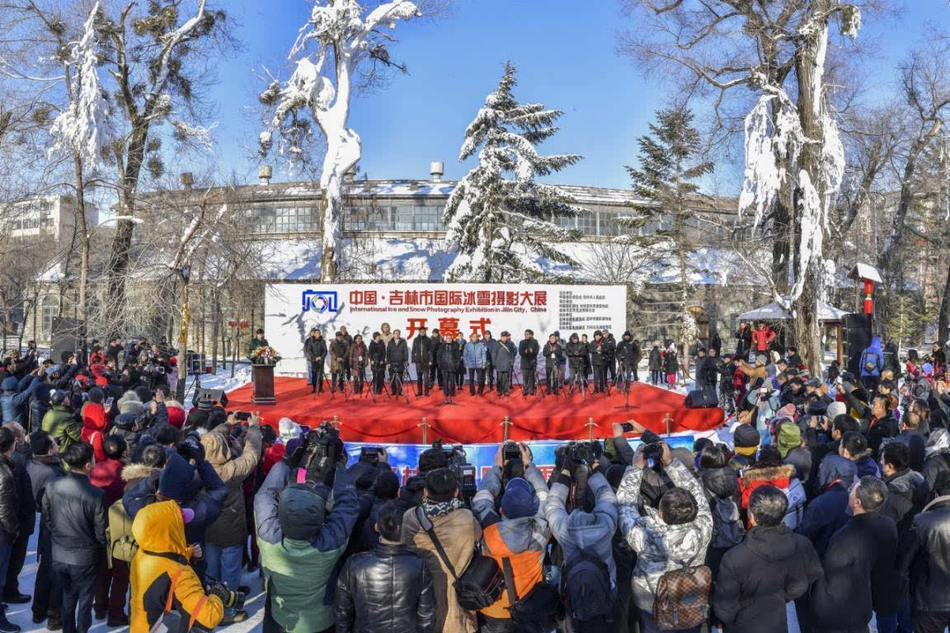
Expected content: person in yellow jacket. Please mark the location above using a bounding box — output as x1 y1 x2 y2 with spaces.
129 500 226 631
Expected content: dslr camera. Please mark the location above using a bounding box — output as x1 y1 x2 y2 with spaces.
433 440 477 501
642 440 664 464
503 441 521 462
303 421 341 476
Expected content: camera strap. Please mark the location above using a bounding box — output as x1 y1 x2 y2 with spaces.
415 506 459 581
502 557 518 604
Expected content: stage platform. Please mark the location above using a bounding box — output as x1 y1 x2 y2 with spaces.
225 378 724 444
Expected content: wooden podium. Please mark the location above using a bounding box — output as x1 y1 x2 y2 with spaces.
252 364 276 405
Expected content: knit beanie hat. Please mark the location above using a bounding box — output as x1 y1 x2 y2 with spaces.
278 485 327 540
500 477 535 520
734 423 761 449
159 454 195 502
777 423 802 458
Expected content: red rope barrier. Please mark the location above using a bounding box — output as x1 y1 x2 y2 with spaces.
337 421 420 439
507 420 589 440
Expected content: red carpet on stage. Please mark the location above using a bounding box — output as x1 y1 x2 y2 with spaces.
226 378 723 444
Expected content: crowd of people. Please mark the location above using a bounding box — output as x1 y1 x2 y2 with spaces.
0 324 946 633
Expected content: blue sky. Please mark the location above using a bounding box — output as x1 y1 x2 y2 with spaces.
206 0 943 190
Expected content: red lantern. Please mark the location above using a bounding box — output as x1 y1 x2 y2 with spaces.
227 320 237 327
863 279 874 315
239 320 249 328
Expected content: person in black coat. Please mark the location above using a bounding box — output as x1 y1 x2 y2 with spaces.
436 333 461 403
3 430 34 606
304 328 328 393
811 477 900 633
602 330 617 385
411 328 432 397
615 332 637 387
386 330 409 396
565 334 587 391
542 335 564 395
899 471 950 633
335 501 436 633
842 388 899 458
797 456 855 557
735 322 753 361
518 330 540 396
590 331 607 394
713 485 821 633
368 332 387 395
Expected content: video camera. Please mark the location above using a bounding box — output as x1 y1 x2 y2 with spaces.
433 439 477 501
302 421 342 482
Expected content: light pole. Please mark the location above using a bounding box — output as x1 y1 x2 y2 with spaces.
79 216 143 360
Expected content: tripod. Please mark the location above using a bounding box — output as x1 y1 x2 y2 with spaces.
614 366 637 410
567 366 589 401
355 364 377 404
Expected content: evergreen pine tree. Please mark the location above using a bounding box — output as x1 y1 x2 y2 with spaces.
625 106 713 355
443 62 583 282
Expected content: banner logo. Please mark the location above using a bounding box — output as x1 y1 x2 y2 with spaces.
302 290 339 313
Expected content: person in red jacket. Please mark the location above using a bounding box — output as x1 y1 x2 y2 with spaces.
750 322 776 354
80 388 109 462
90 436 129 626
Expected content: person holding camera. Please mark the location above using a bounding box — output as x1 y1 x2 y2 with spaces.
1 369 42 429
129 499 227 632
402 467 482 633
200 411 263 625
255 427 360 633
617 439 713 633
42 390 82 453
330 331 350 394
471 442 551 633
305 328 328 394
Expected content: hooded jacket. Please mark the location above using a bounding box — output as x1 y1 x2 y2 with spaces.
859 337 884 378
471 464 550 619
129 500 224 632
81 401 109 462
41 404 81 451
201 424 262 547
255 463 360 633
545 470 619 582
713 525 821 633
617 459 713 611
0 374 40 427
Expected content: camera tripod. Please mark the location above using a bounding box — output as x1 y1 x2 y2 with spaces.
352 364 377 404
386 365 411 404
614 367 639 410
567 367 589 401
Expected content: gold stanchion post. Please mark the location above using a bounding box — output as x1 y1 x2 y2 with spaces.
501 416 511 442
419 417 429 445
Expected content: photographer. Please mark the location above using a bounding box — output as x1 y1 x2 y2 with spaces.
542 334 564 395
255 427 359 633
41 390 82 452
305 328 328 394
128 500 226 631
617 440 712 633
200 411 263 625
387 330 409 396
437 333 461 403
544 437 620 631
518 330 539 395
412 327 433 396
471 443 551 633
491 332 516 397
368 332 387 395
330 331 349 394
1 369 42 428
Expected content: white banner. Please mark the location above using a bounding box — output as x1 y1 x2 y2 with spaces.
264 283 628 376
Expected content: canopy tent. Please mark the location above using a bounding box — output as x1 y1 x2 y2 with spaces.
739 300 847 323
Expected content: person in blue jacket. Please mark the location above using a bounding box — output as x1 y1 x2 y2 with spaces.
0 372 42 428
860 337 885 393
462 333 487 396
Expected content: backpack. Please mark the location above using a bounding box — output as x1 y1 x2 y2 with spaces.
562 550 614 622
501 557 562 633
107 499 138 566
415 507 504 611
709 495 744 549
864 352 879 373
652 563 712 631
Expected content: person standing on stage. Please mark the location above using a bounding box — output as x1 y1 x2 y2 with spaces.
603 329 617 386
411 327 433 396
437 333 462 404
580 333 592 383
386 330 409 396
349 334 368 394
304 328 328 394
519 330 540 395
483 331 497 392
339 326 354 382
330 331 349 394
542 334 564 395
491 332 517 397
429 329 442 390
380 323 394 346
369 332 387 395
463 333 487 396
454 335 466 390
591 331 607 394
616 331 636 387
566 333 587 391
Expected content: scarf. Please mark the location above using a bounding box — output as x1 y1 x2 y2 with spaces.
423 497 465 518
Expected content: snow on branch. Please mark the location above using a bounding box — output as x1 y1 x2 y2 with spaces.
48 2 114 166
149 0 207 101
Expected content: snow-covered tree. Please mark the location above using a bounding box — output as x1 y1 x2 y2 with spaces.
625 106 713 353
621 0 864 369
260 0 423 283
443 62 583 283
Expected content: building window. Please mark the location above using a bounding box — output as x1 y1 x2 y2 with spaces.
41 295 59 338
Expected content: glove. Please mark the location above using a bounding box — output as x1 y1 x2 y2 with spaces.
283 445 305 470
206 582 237 608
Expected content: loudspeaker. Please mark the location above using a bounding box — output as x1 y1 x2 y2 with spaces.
50 318 83 363
684 388 718 409
842 313 873 375
194 387 227 407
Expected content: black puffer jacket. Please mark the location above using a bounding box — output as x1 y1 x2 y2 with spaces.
901 496 950 613
713 525 821 633
335 542 436 633
42 472 107 566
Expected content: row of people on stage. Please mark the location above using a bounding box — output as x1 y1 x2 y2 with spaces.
300 325 647 401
